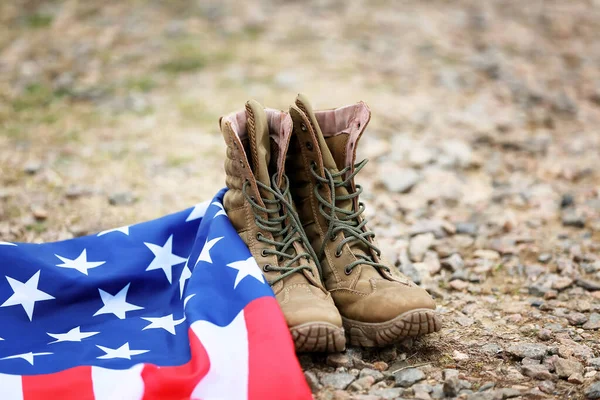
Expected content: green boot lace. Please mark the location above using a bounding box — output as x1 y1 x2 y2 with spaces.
310 158 390 275
242 174 321 285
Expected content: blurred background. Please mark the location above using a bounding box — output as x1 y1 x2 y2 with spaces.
2 1 600 396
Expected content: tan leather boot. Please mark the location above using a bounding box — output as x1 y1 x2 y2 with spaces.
219 100 345 352
285 94 441 347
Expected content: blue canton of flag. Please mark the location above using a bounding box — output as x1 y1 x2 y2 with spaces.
0 188 312 400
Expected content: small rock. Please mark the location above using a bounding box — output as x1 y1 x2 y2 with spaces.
552 276 574 291
538 253 552 263
562 210 585 228
566 312 588 326
538 380 555 394
369 388 404 399
456 222 478 236
443 376 461 397
108 192 136 206
560 194 575 209
372 361 388 371
473 249 500 261
537 329 553 341
423 251 442 275
304 371 321 392
32 207 48 221
410 233 435 262
521 357 541 366
567 372 584 384
378 347 397 363
442 253 465 271
394 368 425 387
23 161 42 175
453 350 469 361
555 358 584 379
443 369 459 380
321 372 356 390
506 343 548 360
359 368 385 382
588 358 600 370
522 364 553 380
585 381 600 399
481 343 502 356
380 167 421 193
349 375 376 391
576 278 600 291
327 353 353 368
449 279 469 291
583 313 600 330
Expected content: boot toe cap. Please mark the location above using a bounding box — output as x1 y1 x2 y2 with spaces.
277 286 342 329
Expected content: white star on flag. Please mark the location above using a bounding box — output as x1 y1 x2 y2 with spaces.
47 326 100 344
144 235 187 283
93 283 143 319
97 225 130 236
96 343 149 360
226 257 265 289
1 351 52 365
211 202 227 218
179 264 192 299
55 249 105 275
185 200 210 222
0 242 16 246
142 314 186 335
0 270 55 321
196 236 223 266
0 337 3 340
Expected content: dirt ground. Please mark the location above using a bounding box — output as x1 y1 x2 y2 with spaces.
1 1 600 399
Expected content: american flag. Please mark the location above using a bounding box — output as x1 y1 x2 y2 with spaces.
0 188 312 400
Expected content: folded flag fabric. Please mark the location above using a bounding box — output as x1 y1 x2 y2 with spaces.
0 188 312 400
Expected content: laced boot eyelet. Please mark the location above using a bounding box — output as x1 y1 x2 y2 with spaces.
261 249 268 257
306 142 313 151
263 264 272 272
344 267 352 275
256 232 263 240
310 161 317 169
330 233 337 241
239 159 245 168
335 249 342 257
301 123 307 132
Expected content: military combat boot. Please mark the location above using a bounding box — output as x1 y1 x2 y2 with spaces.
286 94 441 347
220 100 345 352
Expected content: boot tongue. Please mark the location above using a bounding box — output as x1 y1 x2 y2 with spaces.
245 100 274 201
294 94 352 214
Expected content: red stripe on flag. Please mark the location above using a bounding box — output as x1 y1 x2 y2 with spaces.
22 366 94 400
141 328 210 400
245 297 312 400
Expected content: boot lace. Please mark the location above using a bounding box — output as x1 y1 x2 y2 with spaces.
310 158 389 274
242 174 321 285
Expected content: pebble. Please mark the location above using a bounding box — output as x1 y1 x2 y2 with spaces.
537 328 553 341
473 249 500 261
359 368 384 382
443 376 461 397
576 278 600 291
588 358 600 370
583 313 600 330
567 372 584 384
320 372 356 390
369 388 404 399
23 161 42 175
327 354 353 368
506 343 548 360
449 279 469 291
521 364 553 380
566 312 588 326
380 167 421 193
348 376 375 391
552 276 574 291
372 361 388 371
585 381 600 399
538 253 552 263
409 233 435 262
562 210 585 228
538 380 555 394
394 368 425 387
304 371 321 392
108 192 136 206
456 222 478 236
32 207 48 220
442 253 465 271
555 358 584 378
452 350 469 361
481 343 502 356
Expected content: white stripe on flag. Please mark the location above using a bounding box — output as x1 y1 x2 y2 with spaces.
191 309 249 400
0 373 23 400
92 364 144 400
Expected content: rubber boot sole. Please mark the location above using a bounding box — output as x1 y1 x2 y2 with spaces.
290 322 346 353
343 308 442 347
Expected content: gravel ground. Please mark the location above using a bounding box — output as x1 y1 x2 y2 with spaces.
2 1 600 399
